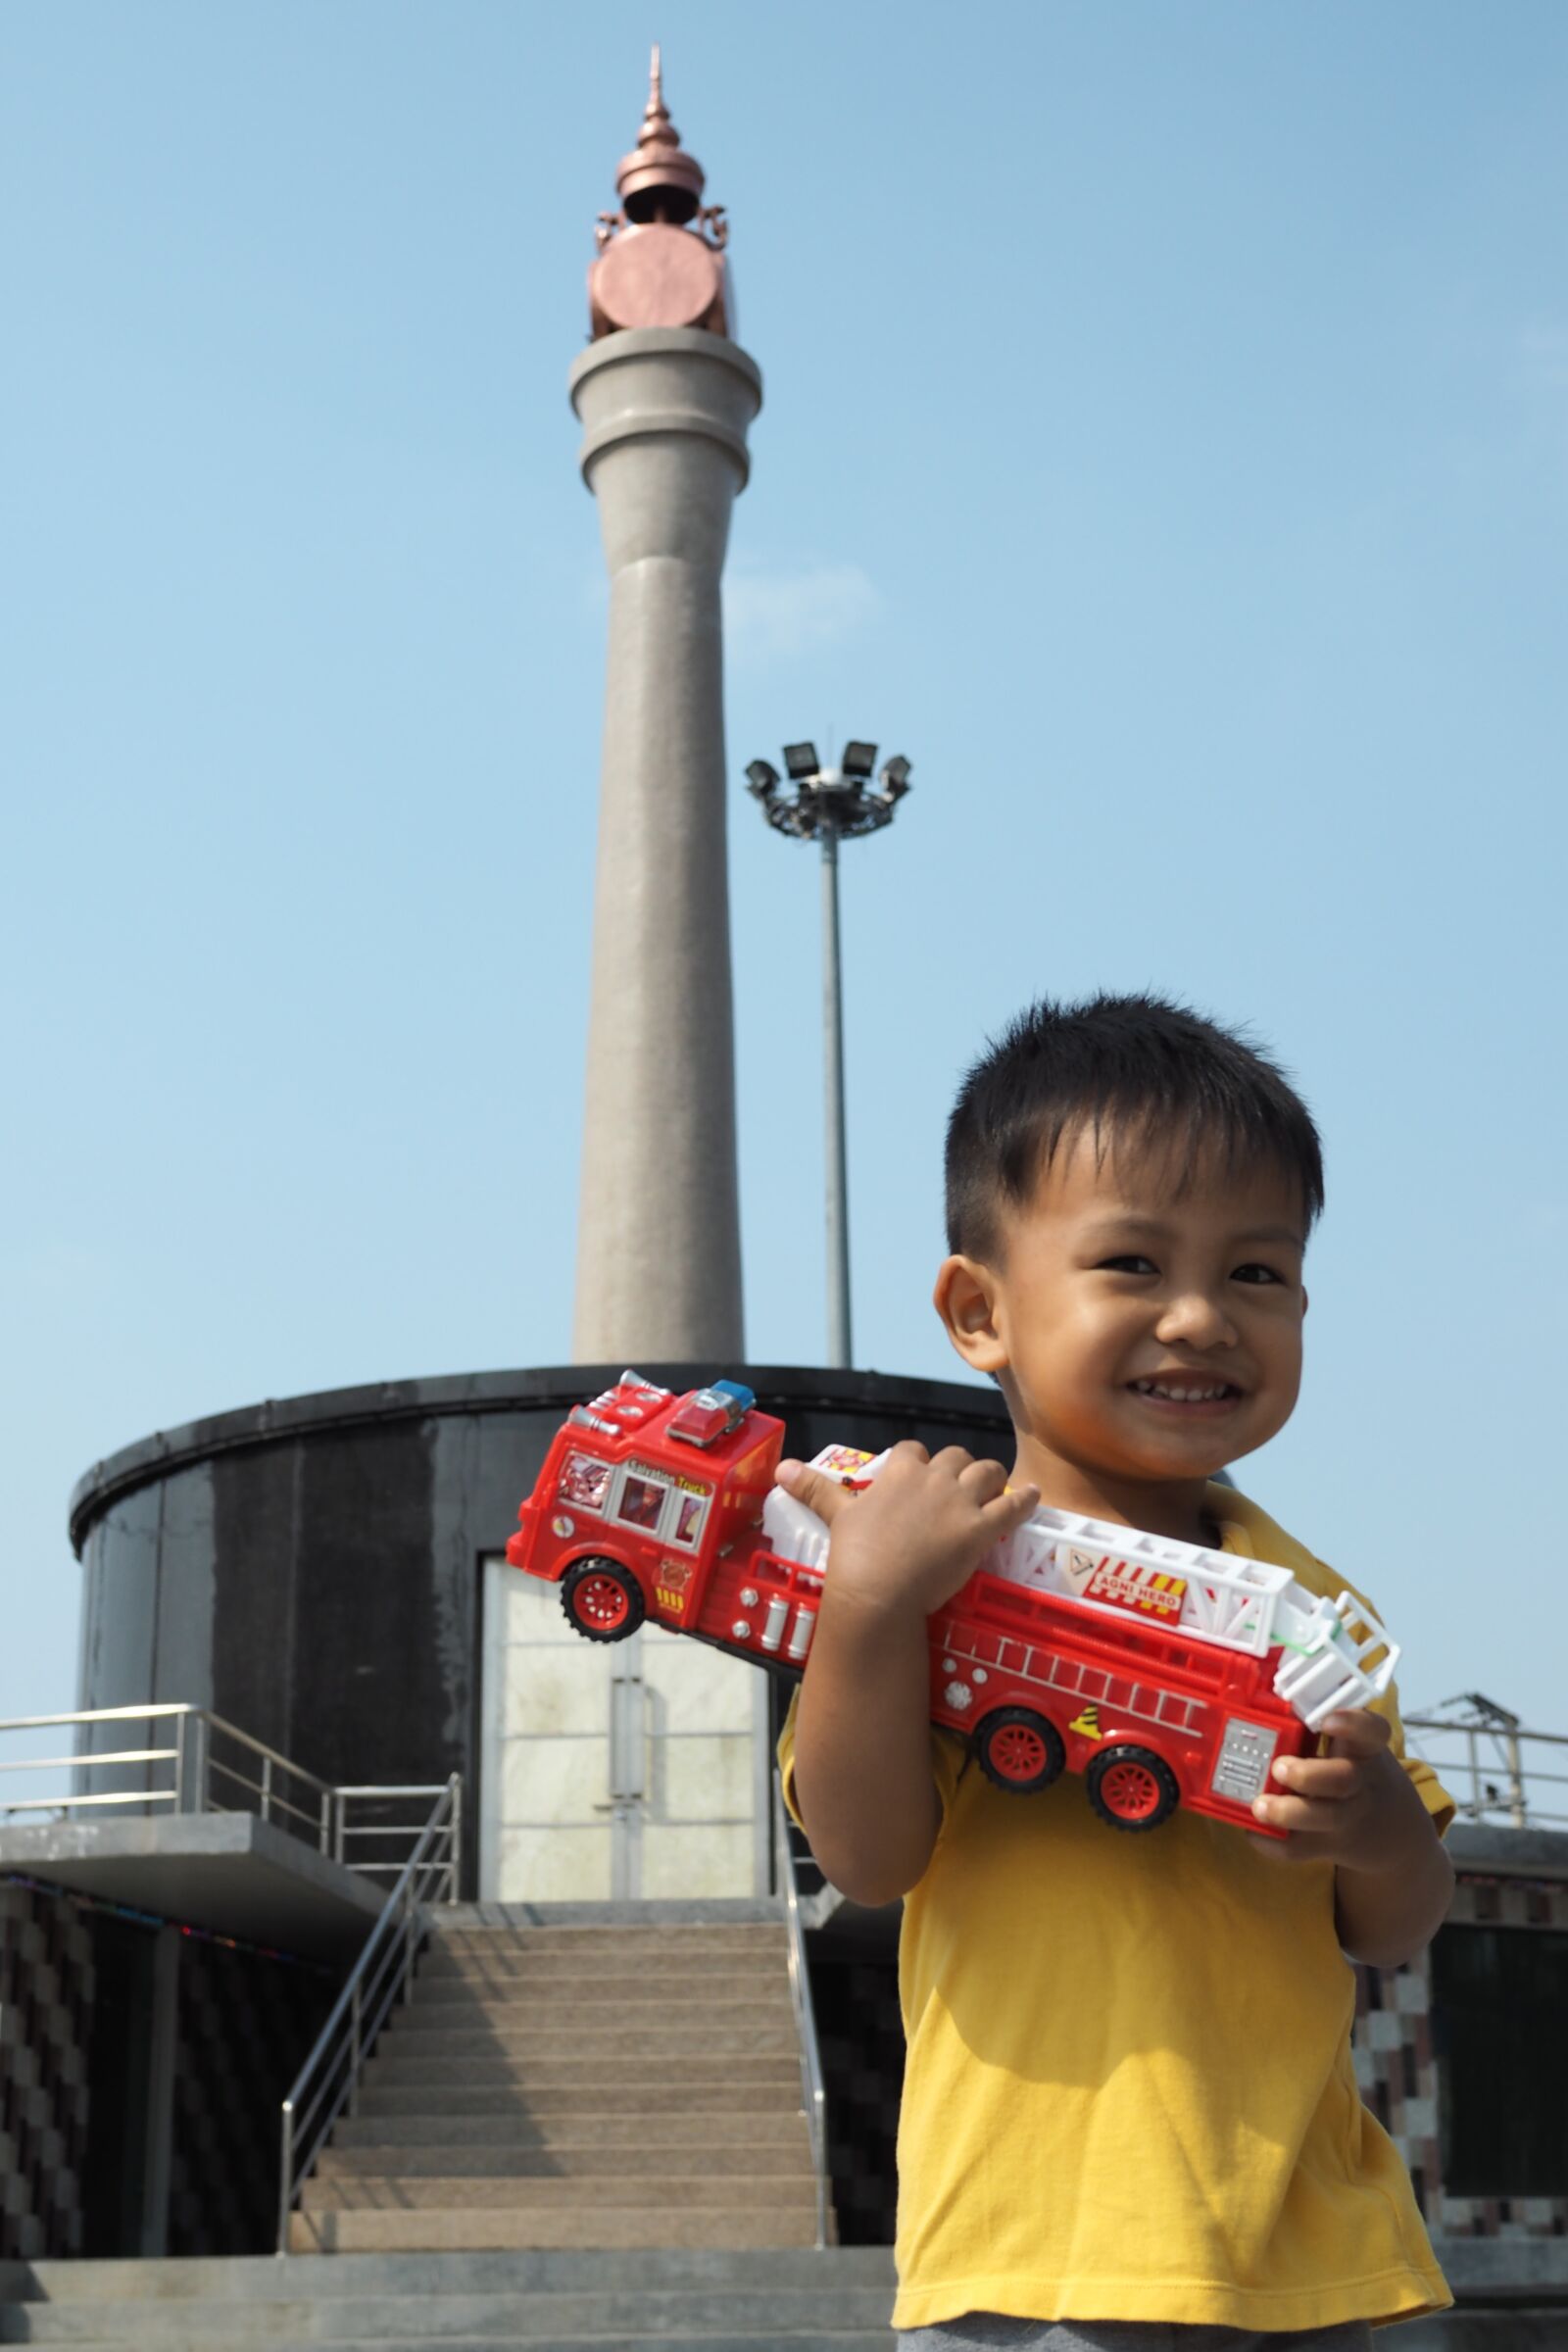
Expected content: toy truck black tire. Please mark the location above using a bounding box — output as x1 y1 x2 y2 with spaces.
1085 1743 1180 1832
974 1706 1066 1795
562 1558 646 1643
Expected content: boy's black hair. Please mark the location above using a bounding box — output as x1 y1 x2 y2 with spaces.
945 993 1324 1258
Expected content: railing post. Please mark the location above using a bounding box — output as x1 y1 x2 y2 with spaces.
318 1787 331 1856
773 1772 830 2251
261 1753 272 1825
334 1789 346 1868
450 1775 463 1903
172 1712 188 1816
1505 1726 1528 1828
278 2100 295 2256
193 1714 210 1814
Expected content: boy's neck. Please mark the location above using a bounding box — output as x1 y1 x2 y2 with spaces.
1011 1438 1223 1549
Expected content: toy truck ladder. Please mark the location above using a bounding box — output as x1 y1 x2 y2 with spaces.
993 1508 1399 1731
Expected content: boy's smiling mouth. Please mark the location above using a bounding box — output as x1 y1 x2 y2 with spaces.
1128 1376 1245 1409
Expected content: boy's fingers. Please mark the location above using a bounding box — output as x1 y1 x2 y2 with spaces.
1320 1709 1392 1758
989 1480 1041 1529
773 1461 855 1522
1270 1754 1361 1799
956 1456 1009 1500
1251 1792 1347 1838
1247 1831 1295 1862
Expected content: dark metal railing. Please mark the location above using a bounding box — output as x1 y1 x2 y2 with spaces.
1405 1712 1568 1830
774 1770 829 2250
277 1773 462 2253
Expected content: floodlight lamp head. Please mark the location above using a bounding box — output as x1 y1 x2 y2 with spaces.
783 742 820 782
745 759 780 800
879 754 912 802
841 740 877 781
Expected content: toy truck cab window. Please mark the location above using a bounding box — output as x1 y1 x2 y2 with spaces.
671 1491 709 1548
559 1451 612 1512
616 1473 666 1532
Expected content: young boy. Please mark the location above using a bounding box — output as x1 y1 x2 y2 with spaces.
777 994 1454 2349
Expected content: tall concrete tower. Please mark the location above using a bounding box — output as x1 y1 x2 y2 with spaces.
569 54 761 1363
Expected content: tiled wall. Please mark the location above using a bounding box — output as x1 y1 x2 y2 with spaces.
1353 1946 1442 2220
168 1935 338 2255
1418 1874 1567 2241
810 1956 904 2245
0 1886 93 2259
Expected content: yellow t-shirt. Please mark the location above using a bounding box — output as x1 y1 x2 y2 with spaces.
778 1485 1454 2333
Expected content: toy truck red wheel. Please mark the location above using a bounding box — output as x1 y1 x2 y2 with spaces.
975 1706 1065 1795
562 1558 646 1643
1086 1744 1179 1832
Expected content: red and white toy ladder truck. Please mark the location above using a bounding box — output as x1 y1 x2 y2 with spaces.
507 1372 1400 1838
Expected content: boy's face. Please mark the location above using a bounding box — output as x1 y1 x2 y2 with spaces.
937 1123 1308 1500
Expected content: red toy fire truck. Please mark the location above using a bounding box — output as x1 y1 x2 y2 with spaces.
506 1372 1400 1838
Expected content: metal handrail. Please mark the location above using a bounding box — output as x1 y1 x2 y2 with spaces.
1405 1715 1568 1830
0 1704 337 1835
773 1770 830 2251
277 1772 461 2254
0 1707 458 1864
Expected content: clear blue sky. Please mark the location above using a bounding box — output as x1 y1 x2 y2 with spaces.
3 3 1565 1741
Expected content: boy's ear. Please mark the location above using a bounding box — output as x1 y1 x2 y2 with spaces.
933 1254 1008 1376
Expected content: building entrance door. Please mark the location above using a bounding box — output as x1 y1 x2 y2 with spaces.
478 1555 771 1901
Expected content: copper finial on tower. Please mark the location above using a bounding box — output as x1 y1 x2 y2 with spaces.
590 49 732 339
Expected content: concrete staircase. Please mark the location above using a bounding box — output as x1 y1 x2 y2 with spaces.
294 1909 824 2255
0 2248 899 2348
1 2258 1555 2352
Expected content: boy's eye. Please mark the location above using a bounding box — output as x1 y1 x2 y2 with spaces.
1232 1262 1284 1286
1098 1254 1158 1276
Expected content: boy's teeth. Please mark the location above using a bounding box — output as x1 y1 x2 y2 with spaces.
1135 1379 1230 1401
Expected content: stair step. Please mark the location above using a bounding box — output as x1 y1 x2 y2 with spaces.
334 2111 809 2151
11 2249 895 2299
364 2054 801 2091
355 2082 802 2118
290 2208 824 2252
14 2338 893 2352
428 1927 784 1959
369 2024 800 2059
420 1947 787 1984
317 2153 815 2189
302 2174 818 2212
389 1998 792 2034
0 2287 892 2342
408 1977 788 2010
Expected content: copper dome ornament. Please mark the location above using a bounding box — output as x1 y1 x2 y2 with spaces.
589 48 733 340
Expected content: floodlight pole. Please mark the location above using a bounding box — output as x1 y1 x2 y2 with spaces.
820 817 852 1370
743 745 913 1373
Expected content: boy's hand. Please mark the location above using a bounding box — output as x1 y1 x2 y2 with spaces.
1250 1708 1431 1873
776 1444 1040 1621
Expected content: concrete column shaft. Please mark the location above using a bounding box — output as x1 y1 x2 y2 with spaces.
568 330 762 1365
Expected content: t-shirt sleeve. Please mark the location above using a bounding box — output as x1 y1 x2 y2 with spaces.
776 1684 807 1828
1316 1561 1455 1838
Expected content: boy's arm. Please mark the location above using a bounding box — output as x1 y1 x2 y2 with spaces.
791 1580 943 1906
782 1445 1039 1909
1251 1708 1455 1968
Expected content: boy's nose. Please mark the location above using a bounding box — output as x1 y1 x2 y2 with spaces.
1154 1292 1239 1349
